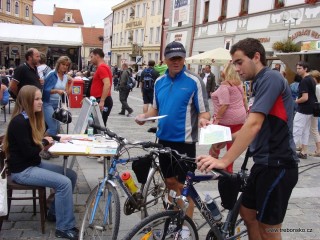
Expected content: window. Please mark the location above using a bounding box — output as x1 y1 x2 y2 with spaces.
14 1 18 14
158 0 162 14
140 29 144 44
156 27 160 43
239 0 249 16
120 32 123 45
118 12 120 23
155 53 159 62
136 4 140 18
220 0 228 19
135 29 138 43
148 53 152 61
124 31 127 45
6 0 10 12
121 10 124 23
203 1 209 23
25 5 29 17
142 3 146 16
151 1 155 15
126 8 129 21
149 28 154 43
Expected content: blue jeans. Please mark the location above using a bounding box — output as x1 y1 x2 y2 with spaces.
43 101 60 135
11 161 77 231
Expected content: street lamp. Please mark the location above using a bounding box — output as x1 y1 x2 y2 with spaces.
281 11 300 39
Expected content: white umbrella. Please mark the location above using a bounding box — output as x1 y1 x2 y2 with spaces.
185 47 231 66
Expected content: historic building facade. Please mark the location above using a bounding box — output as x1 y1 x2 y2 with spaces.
111 0 164 67
0 0 34 24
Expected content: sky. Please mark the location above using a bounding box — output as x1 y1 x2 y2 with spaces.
33 0 124 27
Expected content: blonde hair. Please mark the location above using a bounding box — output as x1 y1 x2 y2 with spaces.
223 62 241 84
55 56 72 73
3 85 45 157
310 70 320 83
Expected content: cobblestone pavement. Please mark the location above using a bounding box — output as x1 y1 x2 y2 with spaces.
0 87 320 239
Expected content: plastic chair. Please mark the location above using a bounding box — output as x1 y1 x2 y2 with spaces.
0 137 47 234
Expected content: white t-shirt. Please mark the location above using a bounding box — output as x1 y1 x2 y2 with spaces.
203 73 210 86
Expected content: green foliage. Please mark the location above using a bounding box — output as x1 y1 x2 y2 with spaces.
272 39 300 52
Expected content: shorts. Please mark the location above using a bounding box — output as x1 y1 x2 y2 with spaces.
242 164 298 225
142 89 154 104
158 140 196 183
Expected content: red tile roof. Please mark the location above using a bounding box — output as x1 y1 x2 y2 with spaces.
81 27 104 47
53 7 84 25
33 13 53 26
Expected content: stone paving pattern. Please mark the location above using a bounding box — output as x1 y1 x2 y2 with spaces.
0 87 320 239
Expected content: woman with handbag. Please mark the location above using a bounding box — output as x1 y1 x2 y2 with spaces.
42 56 73 136
209 63 247 173
3 85 78 239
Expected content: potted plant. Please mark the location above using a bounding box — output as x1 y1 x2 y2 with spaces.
275 0 285 8
272 39 300 52
239 10 248 17
305 0 317 4
202 17 208 24
218 15 226 22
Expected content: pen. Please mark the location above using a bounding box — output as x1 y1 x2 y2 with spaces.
68 141 74 144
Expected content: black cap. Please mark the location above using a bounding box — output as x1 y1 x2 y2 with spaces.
164 41 186 59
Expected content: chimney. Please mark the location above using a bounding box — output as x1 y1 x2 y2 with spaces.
54 4 56 12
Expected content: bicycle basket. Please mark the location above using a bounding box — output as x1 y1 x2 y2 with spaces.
218 177 241 210
132 155 153 184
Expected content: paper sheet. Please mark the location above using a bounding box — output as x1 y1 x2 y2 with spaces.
49 142 89 154
199 125 232 145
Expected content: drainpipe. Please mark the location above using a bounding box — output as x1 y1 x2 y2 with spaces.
188 0 197 70
159 0 166 61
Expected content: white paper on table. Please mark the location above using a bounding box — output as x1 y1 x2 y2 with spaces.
135 115 167 122
49 142 89 154
199 125 232 145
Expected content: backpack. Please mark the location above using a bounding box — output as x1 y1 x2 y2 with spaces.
143 68 155 90
126 75 136 89
1 88 9 105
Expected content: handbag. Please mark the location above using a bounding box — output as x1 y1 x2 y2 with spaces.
313 102 320 117
0 166 7 216
52 93 72 124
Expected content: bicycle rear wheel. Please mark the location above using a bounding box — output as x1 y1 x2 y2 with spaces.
124 210 199 240
141 163 167 219
79 182 121 240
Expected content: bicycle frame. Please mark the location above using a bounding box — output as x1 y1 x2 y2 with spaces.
180 171 247 240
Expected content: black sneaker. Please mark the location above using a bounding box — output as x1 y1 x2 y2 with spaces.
55 228 79 240
118 111 125 115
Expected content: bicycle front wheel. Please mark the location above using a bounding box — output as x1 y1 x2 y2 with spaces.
141 163 167 219
79 182 121 240
228 194 247 239
123 210 199 240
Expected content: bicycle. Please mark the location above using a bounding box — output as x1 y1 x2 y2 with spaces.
79 124 167 240
123 147 249 240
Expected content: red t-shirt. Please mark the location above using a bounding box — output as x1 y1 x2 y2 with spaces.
90 63 112 98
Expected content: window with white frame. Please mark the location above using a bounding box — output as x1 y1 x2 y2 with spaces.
151 1 155 15
136 4 140 18
158 0 162 14
149 27 154 43
15 1 19 14
25 5 29 17
140 29 144 44
155 53 159 62
124 31 127 45
126 8 128 21
120 32 123 45
6 0 10 12
135 29 138 43
142 3 146 16
121 10 124 23
148 53 152 61
156 27 160 43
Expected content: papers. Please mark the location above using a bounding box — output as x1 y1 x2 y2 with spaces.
49 143 89 154
136 115 167 122
199 125 232 145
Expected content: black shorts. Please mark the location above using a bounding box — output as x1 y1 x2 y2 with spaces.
242 164 298 225
142 89 154 104
158 140 196 183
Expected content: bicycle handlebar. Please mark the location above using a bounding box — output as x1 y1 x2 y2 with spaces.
89 123 118 139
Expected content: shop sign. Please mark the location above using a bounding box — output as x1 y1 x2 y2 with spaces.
126 20 142 29
291 29 320 41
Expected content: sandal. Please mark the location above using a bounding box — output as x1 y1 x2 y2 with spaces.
309 151 320 157
297 152 307 159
